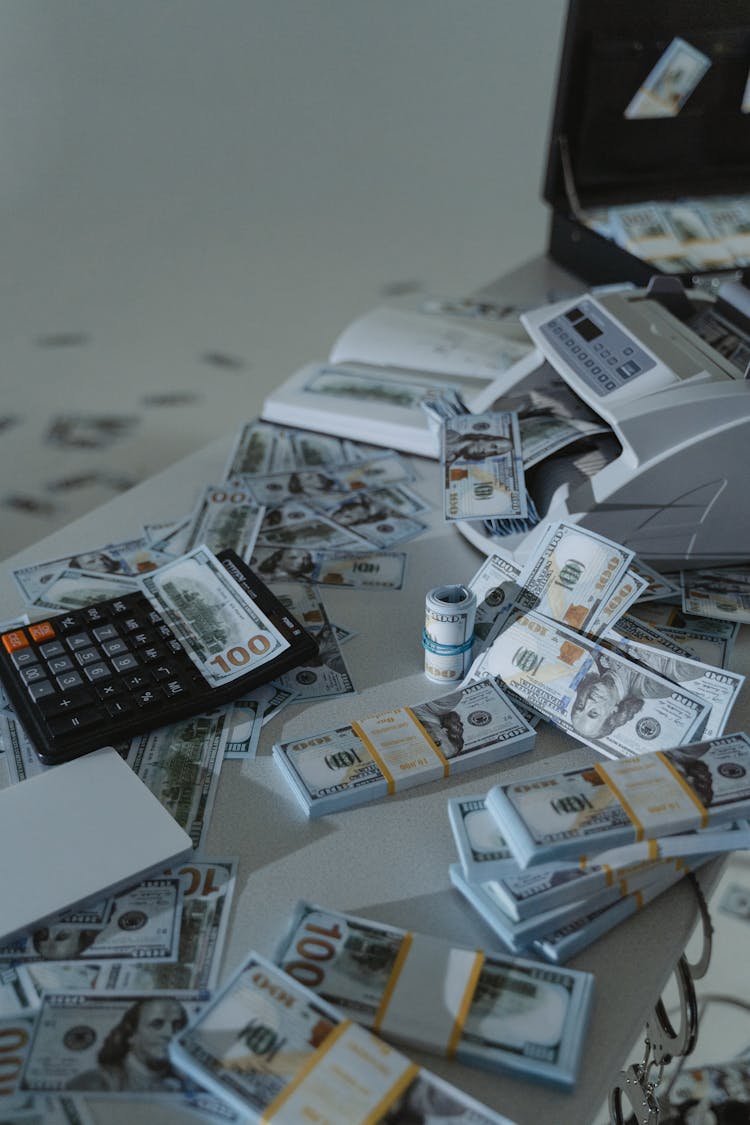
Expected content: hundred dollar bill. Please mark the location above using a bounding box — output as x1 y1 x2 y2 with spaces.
630 601 740 667
269 584 355 702
23 568 138 612
475 609 711 759
604 613 695 658
485 732 750 868
449 854 680 954
224 420 374 480
19 991 206 1097
238 453 414 507
603 641 744 740
317 486 429 550
516 522 634 633
12 538 171 606
468 552 522 650
251 545 407 589
442 411 526 522
609 203 683 260
273 677 534 817
274 901 594 1088
681 566 750 624
625 38 715 120
0 966 38 1015
169 950 518 1124
0 877 183 964
144 515 192 557
255 498 371 552
0 1013 38 1112
127 708 228 850
222 693 268 760
628 558 681 602
182 484 265 560
27 858 237 998
141 545 290 687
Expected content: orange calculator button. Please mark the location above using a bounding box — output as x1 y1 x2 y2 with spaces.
2 629 29 653
28 621 56 643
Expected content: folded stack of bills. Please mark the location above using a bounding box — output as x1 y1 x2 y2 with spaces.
168 949 520 1124
271 901 595 1089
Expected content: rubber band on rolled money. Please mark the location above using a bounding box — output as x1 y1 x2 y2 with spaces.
424 584 476 681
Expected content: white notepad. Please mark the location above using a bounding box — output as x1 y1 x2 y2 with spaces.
0 746 193 943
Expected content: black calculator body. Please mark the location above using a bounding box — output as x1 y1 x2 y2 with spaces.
0 550 318 765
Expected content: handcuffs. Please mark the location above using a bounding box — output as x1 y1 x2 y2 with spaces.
608 874 714 1125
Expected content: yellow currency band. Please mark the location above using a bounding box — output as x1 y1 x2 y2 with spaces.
260 1018 352 1123
405 709 450 777
446 951 485 1060
656 751 710 828
351 720 396 794
362 1062 421 1125
593 762 645 840
373 933 414 1032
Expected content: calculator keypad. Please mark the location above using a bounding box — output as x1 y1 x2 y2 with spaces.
1 592 204 749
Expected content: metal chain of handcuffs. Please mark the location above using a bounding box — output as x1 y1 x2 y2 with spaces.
608 873 715 1125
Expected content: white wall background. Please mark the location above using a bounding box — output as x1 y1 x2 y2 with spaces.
0 0 568 556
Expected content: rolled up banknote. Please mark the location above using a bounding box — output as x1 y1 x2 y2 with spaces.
169 950 519 1124
273 901 594 1088
473 609 711 759
423 583 477 682
485 733 750 867
273 677 534 817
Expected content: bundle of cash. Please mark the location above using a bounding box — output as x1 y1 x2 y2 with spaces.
484 733 750 868
273 676 535 817
449 855 697 957
448 793 750 907
169 950 519 1123
272 901 595 1088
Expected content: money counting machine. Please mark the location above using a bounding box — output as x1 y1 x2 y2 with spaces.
458 277 750 569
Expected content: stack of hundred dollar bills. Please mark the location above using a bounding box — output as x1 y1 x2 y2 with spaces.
271 900 595 1089
443 520 750 962
167 949 522 1124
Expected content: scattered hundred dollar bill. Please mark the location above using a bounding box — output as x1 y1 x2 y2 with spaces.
0 876 183 964
251 545 407 589
26 858 237 997
126 708 228 850
274 901 594 1088
273 677 534 817
473 609 712 759
484 733 750 868
169 950 519 1124
182 483 265 561
515 521 635 634
238 451 415 506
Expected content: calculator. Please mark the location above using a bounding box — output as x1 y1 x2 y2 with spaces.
0 549 318 766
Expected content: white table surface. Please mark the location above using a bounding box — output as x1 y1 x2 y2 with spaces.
0 419 740 1125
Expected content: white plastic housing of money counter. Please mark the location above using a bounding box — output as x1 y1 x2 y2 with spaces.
458 280 750 569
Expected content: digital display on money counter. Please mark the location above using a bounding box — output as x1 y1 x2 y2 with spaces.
541 298 656 397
